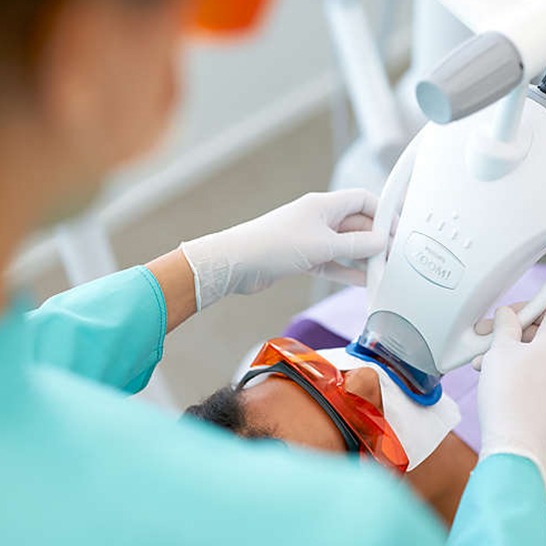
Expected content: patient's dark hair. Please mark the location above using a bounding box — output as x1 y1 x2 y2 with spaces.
186 386 245 433
185 386 273 439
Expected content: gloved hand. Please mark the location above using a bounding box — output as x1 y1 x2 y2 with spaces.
478 306 546 484
181 190 385 310
472 301 546 369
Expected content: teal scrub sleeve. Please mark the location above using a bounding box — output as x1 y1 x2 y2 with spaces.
2 368 450 544
26 266 167 394
1 302 449 545
448 454 546 545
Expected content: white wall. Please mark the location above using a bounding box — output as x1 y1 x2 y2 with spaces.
110 0 399 191
13 0 410 283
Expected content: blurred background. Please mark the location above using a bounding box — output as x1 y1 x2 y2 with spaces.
13 0 420 411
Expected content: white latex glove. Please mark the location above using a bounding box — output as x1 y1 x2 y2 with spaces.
181 190 385 310
478 306 546 485
472 302 546 369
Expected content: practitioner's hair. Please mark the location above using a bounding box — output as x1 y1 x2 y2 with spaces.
0 0 166 88
0 1 64 82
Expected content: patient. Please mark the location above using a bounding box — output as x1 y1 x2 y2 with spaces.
186 343 478 527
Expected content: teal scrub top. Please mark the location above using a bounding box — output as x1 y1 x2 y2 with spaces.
0 266 543 545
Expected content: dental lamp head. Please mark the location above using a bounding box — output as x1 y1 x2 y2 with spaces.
416 32 524 124
350 1 546 406
416 0 546 124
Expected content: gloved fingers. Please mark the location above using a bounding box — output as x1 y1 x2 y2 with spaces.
338 213 374 233
472 354 484 371
491 306 523 346
338 214 399 242
321 189 380 224
337 215 395 261
329 231 386 261
474 318 492 336
534 309 546 327
532 306 546 344
475 302 527 335
517 306 546 342
311 261 367 286
522 324 539 343
526 310 546 343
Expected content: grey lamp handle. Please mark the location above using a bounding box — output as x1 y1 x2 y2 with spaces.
416 32 524 124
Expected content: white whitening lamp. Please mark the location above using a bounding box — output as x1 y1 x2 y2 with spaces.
349 0 546 405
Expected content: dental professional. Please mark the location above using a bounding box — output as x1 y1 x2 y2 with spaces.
0 0 545 544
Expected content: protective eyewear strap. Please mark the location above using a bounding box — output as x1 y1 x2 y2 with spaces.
238 362 361 454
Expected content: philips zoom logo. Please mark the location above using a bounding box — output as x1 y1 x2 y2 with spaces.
404 232 465 290
415 248 452 281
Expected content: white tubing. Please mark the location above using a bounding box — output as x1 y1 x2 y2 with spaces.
324 0 405 170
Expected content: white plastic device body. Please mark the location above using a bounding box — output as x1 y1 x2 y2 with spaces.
365 88 546 376
440 0 546 80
